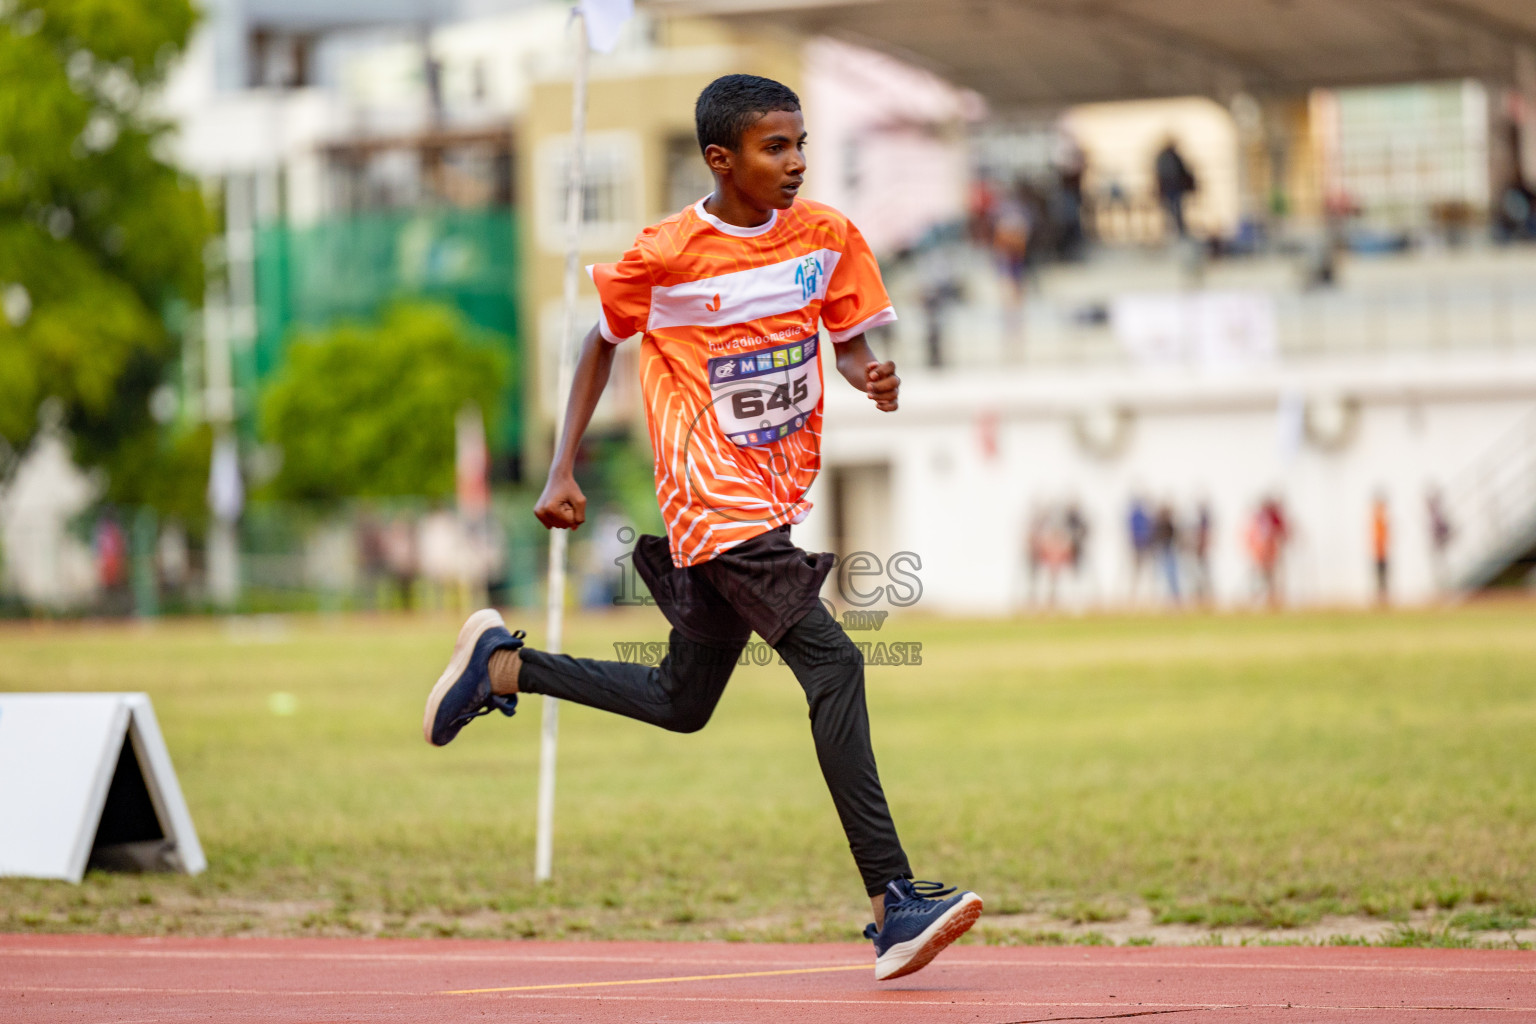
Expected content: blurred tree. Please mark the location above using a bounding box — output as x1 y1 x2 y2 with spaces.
260 304 509 502
0 0 208 504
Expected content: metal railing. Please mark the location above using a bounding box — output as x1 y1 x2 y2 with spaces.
1444 406 1536 590
882 242 1536 371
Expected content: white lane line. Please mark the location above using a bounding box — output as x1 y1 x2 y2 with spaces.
0 947 844 967
4 985 427 997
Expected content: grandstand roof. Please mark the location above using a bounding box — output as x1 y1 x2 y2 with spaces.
650 0 1536 106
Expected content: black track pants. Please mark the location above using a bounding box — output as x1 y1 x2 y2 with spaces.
517 603 912 896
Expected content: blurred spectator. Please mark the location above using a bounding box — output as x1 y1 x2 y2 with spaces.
921 277 964 368
358 510 387 598
1023 507 1047 607
1371 493 1391 605
1064 501 1089 575
992 181 1040 353
992 182 1033 307
1495 176 1536 242
1154 138 1196 240
93 511 131 616
1127 496 1153 601
1152 504 1180 603
382 515 419 609
1247 497 1290 608
1022 504 1084 609
1188 502 1213 603
95 514 128 592
968 178 997 246
1426 486 1454 594
1051 130 1088 260
1047 512 1074 607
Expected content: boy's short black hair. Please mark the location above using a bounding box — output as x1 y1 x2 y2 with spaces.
695 74 801 154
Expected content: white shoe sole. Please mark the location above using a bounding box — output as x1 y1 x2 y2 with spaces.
423 608 506 745
875 892 984 981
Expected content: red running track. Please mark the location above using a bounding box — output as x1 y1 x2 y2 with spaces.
4 933 1533 1023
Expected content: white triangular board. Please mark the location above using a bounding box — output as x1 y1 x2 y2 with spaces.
0 693 206 882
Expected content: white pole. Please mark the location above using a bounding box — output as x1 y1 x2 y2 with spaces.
536 11 590 885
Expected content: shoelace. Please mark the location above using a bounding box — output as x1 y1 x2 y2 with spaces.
452 629 526 727
864 879 959 939
904 880 957 900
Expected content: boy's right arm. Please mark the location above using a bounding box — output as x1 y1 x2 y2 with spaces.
533 323 613 530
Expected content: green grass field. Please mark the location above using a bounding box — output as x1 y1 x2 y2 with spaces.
2 603 1534 946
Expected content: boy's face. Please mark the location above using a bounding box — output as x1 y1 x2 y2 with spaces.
707 108 806 211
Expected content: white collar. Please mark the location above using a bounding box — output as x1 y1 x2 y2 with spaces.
693 196 779 238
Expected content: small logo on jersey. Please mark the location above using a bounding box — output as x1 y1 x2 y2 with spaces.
714 361 735 379
705 293 722 312
794 255 823 301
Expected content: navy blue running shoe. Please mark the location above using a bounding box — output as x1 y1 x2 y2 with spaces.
863 878 983 980
423 609 523 746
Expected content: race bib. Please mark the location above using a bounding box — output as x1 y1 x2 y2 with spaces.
707 335 822 447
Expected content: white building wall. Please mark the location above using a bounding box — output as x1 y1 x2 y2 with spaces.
806 349 1536 614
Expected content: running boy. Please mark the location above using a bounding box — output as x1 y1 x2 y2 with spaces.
423 74 981 980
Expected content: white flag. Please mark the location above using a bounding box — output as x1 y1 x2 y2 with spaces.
579 0 633 54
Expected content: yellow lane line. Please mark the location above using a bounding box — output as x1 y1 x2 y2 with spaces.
442 962 868 994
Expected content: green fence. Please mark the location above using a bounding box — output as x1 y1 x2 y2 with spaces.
252 208 522 451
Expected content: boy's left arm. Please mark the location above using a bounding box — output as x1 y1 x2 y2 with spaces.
833 335 899 412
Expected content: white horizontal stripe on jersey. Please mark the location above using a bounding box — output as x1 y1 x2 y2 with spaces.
826 305 899 344
647 249 843 332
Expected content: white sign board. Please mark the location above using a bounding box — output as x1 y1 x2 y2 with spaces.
1112 291 1278 371
0 693 205 882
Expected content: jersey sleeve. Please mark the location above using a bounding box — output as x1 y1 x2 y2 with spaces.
586 242 652 344
820 218 898 344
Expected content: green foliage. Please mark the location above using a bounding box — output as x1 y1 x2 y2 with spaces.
259 303 509 502
0 0 207 494
1450 908 1531 932
105 419 214 529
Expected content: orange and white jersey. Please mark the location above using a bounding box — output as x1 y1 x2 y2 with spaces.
589 197 896 567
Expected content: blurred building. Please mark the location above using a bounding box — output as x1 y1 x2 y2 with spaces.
161 0 547 464
116 0 1536 616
